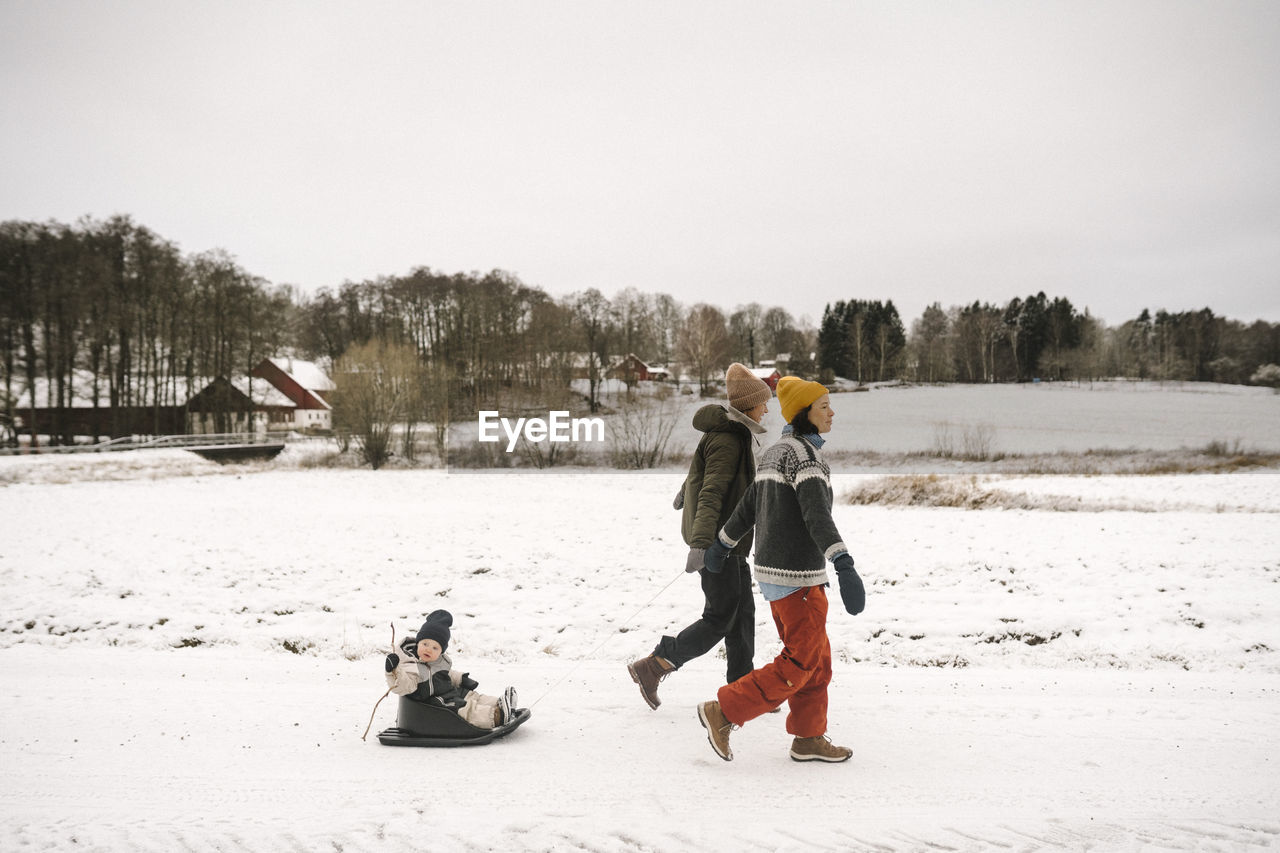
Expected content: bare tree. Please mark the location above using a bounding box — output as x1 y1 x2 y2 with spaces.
613 287 659 362
332 341 421 469
678 303 732 395
569 288 617 413
759 307 797 362
651 293 682 366
728 302 765 365
609 394 680 469
423 357 454 462
2 222 42 445
910 302 951 382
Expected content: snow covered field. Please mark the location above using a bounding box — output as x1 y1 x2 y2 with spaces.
2 437 1278 851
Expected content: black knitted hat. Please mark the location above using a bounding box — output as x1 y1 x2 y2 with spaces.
414 609 453 653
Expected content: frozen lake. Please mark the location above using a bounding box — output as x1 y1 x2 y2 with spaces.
586 380 1280 461
835 381 1280 455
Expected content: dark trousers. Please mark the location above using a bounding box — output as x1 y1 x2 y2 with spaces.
654 555 755 683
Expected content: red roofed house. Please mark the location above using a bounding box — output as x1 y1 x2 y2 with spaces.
249 357 334 432
749 365 781 390
608 354 670 384
188 358 334 435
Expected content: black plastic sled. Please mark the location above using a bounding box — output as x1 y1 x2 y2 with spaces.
377 695 531 747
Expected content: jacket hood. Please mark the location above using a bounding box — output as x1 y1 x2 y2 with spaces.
692 403 737 434
692 402 766 437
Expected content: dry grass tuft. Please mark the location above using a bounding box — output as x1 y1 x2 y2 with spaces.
844 474 1160 512
846 474 1001 509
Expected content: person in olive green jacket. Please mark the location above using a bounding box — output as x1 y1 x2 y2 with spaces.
627 363 772 710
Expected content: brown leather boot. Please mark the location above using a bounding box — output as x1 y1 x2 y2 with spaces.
697 700 734 761
789 735 852 763
626 654 673 710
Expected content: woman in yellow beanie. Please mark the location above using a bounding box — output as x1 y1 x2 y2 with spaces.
695 376 866 764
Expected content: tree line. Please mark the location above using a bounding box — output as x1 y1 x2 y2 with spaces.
897 296 1279 385
1 216 293 442
298 272 815 417
3 215 1277 443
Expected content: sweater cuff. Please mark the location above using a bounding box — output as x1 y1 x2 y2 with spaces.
824 543 848 561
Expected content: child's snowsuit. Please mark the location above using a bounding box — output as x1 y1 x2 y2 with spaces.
385 636 502 729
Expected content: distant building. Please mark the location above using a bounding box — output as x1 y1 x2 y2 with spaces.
250 357 334 432
186 376 295 435
12 370 188 439
11 357 335 442
607 354 670 383
760 353 792 374
190 358 333 435
749 366 781 390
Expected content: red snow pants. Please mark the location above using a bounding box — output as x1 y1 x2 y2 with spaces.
716 584 831 738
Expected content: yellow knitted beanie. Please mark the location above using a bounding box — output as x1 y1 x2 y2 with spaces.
776 376 828 423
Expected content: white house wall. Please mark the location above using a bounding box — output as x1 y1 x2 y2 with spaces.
294 409 331 431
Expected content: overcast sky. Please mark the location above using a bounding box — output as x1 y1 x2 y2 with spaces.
3 1 1278 328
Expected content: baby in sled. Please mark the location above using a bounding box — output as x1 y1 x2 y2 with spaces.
384 609 517 729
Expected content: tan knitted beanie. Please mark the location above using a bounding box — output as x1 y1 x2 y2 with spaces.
725 363 772 412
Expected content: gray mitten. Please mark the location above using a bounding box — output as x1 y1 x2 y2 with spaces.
833 553 865 615
684 548 705 573
673 487 685 510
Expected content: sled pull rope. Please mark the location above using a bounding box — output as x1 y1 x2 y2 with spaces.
529 567 686 710
361 622 396 741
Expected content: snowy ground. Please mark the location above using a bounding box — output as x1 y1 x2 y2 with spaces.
2 442 1278 851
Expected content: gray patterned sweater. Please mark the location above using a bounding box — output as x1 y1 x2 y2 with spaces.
716 431 848 588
